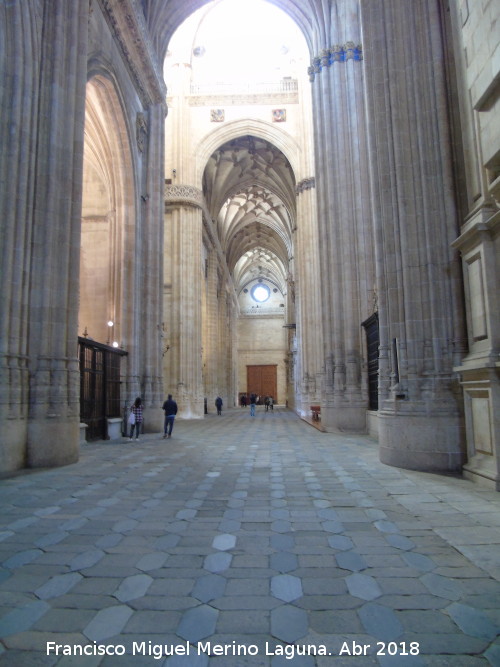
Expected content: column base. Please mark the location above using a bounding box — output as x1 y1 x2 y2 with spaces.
463 457 500 491
0 419 28 473
378 409 465 473
144 407 165 433
27 418 79 468
178 398 205 420
321 404 367 433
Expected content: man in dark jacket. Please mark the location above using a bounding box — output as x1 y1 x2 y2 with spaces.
215 396 223 415
162 394 178 438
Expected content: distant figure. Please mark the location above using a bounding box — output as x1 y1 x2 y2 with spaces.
269 396 274 411
162 393 178 438
215 396 223 415
264 396 270 412
250 393 256 417
129 397 143 441
240 394 247 408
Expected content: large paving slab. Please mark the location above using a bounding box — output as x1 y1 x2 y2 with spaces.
0 407 499 665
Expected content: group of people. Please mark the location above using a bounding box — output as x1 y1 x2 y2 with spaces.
240 393 274 415
128 390 275 439
247 393 273 416
128 394 178 441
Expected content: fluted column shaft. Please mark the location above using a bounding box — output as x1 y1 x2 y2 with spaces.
0 0 89 469
203 248 220 407
140 102 166 429
0 1 42 469
309 0 373 431
295 182 324 414
360 0 466 471
164 203 204 418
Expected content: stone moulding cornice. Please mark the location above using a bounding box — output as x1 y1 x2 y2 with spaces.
296 177 315 195
98 0 167 107
165 184 205 209
187 93 299 107
308 42 363 82
452 205 500 252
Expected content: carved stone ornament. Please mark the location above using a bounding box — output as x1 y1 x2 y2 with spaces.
210 108 225 122
308 42 363 81
295 177 315 195
99 0 167 107
165 184 205 208
136 112 148 152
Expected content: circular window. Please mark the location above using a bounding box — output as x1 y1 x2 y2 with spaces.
251 284 270 303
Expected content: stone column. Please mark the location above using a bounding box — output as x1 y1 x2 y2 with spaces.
203 247 220 410
308 0 373 432
24 1 89 468
225 289 238 407
360 0 466 472
294 179 324 415
0 1 42 470
217 287 230 407
140 102 166 432
164 187 205 418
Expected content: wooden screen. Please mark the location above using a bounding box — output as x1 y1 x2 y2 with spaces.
247 365 277 403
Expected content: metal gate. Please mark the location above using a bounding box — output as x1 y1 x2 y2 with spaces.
361 313 379 411
78 337 127 440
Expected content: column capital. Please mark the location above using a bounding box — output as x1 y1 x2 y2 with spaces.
295 177 316 195
308 43 363 81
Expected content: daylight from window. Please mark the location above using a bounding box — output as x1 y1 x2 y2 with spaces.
165 0 307 85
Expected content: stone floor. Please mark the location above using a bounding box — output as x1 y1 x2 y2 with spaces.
0 407 499 666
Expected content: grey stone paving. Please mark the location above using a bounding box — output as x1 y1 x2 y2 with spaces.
0 407 499 665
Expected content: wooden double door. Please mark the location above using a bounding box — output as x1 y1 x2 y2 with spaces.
247 364 277 403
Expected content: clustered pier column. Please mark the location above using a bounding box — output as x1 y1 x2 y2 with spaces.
360 0 466 471
308 0 375 433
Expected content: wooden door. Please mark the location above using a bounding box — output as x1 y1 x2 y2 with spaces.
247 365 277 403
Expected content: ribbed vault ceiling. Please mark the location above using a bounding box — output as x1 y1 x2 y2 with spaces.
203 135 296 294
155 0 309 296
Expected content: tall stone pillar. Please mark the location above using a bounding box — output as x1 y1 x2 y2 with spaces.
360 0 466 471
0 1 90 469
308 0 374 432
27 0 90 467
217 288 232 407
164 187 205 418
225 289 238 407
1 1 41 470
140 102 166 431
294 179 324 415
203 247 220 409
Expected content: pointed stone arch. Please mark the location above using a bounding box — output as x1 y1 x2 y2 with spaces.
80 74 137 350
194 118 301 184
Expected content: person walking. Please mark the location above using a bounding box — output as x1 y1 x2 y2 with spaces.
215 396 223 415
129 397 143 441
162 393 178 438
269 396 274 411
249 393 256 417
